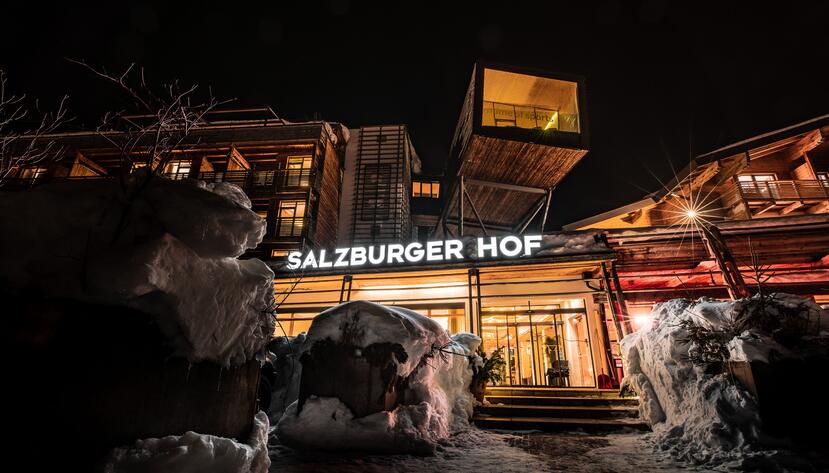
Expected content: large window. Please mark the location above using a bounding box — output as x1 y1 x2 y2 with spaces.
413 181 440 198
737 173 776 182
165 160 191 180
481 68 580 133
276 200 306 237
284 156 312 187
19 167 48 181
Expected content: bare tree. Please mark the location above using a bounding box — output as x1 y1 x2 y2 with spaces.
67 60 233 239
0 70 69 186
68 60 232 186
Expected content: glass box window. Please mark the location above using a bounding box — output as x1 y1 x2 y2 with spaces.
481 68 580 133
412 181 440 198
276 200 306 237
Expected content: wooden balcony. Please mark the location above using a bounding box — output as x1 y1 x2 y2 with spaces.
2 169 315 195
734 179 829 217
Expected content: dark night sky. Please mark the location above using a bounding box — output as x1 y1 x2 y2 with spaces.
2 1 828 228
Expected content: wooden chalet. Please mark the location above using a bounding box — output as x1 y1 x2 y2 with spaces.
564 115 829 315
4 109 349 260
435 61 589 238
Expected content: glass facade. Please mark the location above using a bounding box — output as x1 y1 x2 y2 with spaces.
480 68 580 133
273 261 611 388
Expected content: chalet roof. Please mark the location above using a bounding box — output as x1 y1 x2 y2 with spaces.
695 113 829 165
563 113 829 230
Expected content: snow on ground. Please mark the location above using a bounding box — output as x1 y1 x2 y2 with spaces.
269 428 693 473
104 411 271 473
621 294 829 470
276 300 481 455
0 174 275 366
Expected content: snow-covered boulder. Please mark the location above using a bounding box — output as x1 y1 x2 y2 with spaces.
276 300 481 454
0 174 275 366
103 411 270 473
621 294 828 466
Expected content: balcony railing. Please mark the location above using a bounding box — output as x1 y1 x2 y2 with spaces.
482 100 580 133
196 169 314 191
737 179 829 202
273 216 307 237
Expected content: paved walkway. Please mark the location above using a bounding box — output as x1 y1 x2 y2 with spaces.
269 428 693 473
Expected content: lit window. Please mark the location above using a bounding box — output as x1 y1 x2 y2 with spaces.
271 249 289 258
738 173 776 182
256 211 268 220
277 200 306 237
413 181 440 198
480 68 579 133
20 167 48 180
818 173 829 186
165 160 191 179
285 156 312 187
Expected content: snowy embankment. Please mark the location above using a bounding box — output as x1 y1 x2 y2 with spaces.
103 412 270 473
276 300 481 455
0 173 275 366
0 174 275 472
621 294 828 467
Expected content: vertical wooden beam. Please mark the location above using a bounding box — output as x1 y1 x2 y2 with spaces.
596 302 617 384
600 263 627 340
609 263 633 335
459 175 465 237
700 223 750 299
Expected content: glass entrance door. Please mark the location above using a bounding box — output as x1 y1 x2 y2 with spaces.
481 305 594 387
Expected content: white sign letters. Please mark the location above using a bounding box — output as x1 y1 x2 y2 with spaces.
286 234 543 270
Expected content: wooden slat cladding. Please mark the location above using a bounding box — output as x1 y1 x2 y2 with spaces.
314 140 342 249
611 225 829 273
449 185 541 228
460 135 586 188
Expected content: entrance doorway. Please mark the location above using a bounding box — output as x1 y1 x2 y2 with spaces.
481 304 594 387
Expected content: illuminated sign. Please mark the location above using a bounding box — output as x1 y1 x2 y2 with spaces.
286 235 543 270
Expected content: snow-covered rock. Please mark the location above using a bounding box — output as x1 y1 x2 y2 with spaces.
0 174 275 366
276 300 481 454
103 411 270 473
620 294 828 466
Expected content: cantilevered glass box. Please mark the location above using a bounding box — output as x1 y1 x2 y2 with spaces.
440 62 589 237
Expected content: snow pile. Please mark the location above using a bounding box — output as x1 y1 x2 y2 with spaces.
266 335 304 425
0 174 274 366
621 294 828 466
103 411 270 473
536 232 610 256
277 300 481 455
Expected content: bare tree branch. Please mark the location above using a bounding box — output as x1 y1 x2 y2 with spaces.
67 59 235 240
0 70 70 186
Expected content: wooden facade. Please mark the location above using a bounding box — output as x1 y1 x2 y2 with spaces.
437 61 589 237
566 115 829 231
4 110 348 260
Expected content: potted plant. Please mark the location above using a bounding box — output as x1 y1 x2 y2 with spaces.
470 347 506 402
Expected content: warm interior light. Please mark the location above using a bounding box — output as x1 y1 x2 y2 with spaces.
543 111 559 130
632 314 654 330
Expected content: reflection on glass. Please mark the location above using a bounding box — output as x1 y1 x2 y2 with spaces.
480 68 580 133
